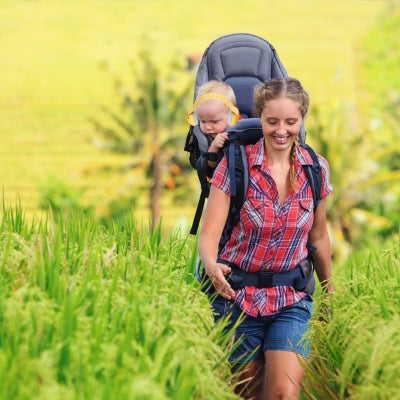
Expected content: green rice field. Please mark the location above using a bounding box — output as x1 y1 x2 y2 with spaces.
1 1 400 398
1 205 400 399
0 0 389 229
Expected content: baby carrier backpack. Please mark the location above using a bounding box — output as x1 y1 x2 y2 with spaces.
184 33 321 294
185 33 306 167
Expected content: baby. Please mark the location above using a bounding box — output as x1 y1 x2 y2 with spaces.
187 80 239 167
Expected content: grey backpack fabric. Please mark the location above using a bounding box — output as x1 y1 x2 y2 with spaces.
184 33 309 235
186 33 306 161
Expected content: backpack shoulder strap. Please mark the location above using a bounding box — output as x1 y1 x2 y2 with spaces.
299 142 322 211
218 142 248 249
189 153 214 235
298 142 322 272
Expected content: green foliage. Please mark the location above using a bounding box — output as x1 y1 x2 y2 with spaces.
303 237 400 399
91 47 194 229
304 1 400 258
2 203 400 399
307 101 400 261
362 2 400 117
0 205 240 399
360 2 400 242
38 176 94 216
0 0 389 235
0 0 390 238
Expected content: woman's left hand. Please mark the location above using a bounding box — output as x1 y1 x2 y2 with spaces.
205 262 236 299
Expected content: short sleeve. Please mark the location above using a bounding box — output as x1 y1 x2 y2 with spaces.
209 156 230 195
317 154 333 199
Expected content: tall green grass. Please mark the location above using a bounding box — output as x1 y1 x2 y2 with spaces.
304 236 400 399
2 202 400 398
0 205 240 399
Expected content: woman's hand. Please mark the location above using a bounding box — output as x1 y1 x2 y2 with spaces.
198 184 233 298
205 262 236 299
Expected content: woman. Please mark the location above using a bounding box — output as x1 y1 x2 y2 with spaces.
198 77 334 400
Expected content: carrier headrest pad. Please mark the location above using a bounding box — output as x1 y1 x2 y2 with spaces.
194 34 288 119
225 76 263 118
205 35 286 82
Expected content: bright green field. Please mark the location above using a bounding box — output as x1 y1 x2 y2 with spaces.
1 206 400 399
0 0 389 228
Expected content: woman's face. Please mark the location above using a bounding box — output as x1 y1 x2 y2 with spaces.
259 97 302 153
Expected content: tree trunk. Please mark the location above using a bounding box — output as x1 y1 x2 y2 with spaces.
150 146 162 231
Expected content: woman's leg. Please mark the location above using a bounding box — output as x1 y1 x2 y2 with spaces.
264 350 305 400
233 360 264 400
262 297 312 399
233 350 305 400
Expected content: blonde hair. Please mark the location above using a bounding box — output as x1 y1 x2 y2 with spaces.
253 77 309 118
254 77 310 190
197 80 237 106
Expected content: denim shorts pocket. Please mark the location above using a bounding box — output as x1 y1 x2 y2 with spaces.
211 296 234 323
298 296 313 317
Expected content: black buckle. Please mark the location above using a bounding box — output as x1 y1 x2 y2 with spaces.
257 271 273 287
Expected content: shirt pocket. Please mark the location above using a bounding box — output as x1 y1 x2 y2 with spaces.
241 196 267 231
296 198 314 232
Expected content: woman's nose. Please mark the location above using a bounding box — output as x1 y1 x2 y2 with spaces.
275 122 287 134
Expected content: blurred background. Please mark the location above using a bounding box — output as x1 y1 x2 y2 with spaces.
0 0 399 260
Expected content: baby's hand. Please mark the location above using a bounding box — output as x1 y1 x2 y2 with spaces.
209 132 228 152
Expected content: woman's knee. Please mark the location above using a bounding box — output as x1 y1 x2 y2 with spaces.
264 350 304 399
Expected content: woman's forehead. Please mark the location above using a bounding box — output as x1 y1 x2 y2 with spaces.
261 98 301 117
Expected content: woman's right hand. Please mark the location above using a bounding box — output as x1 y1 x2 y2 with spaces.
205 262 236 299
198 184 233 299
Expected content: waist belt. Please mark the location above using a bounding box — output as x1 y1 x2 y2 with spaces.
227 259 314 293
200 258 315 295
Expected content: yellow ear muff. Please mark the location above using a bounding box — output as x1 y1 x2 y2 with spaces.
186 93 239 126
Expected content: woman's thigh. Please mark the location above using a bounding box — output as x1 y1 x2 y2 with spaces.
211 296 313 363
264 296 313 357
264 349 305 399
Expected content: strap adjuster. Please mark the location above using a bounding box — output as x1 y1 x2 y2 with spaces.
257 271 273 287
205 152 222 162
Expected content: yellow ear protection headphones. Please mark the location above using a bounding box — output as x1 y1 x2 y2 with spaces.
186 92 240 127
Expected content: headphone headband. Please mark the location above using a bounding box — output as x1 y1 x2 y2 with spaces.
186 93 239 126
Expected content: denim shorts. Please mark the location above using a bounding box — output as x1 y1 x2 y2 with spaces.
211 296 313 363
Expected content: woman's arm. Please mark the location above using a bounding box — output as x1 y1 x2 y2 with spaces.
308 198 334 294
198 184 236 299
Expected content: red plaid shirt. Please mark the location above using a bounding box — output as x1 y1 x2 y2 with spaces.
211 139 332 316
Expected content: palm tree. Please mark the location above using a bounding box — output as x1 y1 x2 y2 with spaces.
91 49 193 230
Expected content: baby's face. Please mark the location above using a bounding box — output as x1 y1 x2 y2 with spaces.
196 99 229 138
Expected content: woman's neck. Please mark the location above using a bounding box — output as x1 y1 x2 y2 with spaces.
264 143 292 168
